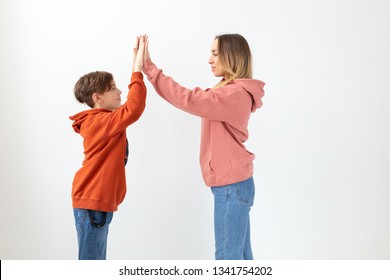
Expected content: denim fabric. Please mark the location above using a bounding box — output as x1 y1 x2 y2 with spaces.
73 208 113 260
211 177 255 260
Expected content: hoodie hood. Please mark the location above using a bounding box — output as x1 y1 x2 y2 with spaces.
69 108 109 134
232 79 265 112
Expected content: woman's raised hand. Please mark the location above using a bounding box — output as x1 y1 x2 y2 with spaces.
144 35 150 61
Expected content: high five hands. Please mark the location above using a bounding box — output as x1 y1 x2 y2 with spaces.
132 35 150 73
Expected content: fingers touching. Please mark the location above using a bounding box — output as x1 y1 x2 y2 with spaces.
132 34 149 72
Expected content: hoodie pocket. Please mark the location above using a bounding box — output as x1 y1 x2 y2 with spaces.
208 161 215 174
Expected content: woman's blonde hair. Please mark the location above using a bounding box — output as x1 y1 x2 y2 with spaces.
214 33 253 88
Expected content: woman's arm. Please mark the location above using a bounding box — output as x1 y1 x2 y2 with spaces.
143 58 248 122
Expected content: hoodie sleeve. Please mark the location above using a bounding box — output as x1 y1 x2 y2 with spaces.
98 72 147 137
143 59 252 122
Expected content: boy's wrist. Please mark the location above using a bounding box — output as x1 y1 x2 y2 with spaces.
131 72 143 79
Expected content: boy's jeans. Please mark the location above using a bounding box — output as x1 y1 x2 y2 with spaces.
73 208 113 260
211 177 255 260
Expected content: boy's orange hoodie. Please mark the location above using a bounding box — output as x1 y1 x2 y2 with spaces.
69 72 146 212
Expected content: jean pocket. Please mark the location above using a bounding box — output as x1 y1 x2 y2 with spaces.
235 179 255 205
88 210 107 228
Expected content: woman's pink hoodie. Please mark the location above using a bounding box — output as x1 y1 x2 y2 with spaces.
143 58 265 187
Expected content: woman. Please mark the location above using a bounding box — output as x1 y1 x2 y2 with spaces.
142 34 265 260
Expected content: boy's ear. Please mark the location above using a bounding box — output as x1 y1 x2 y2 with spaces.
92 93 102 104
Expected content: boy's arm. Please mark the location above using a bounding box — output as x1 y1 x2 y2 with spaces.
98 72 147 137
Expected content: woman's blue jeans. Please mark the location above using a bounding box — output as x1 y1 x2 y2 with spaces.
211 177 255 260
73 208 113 260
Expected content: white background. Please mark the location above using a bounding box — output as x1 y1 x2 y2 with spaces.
0 0 389 260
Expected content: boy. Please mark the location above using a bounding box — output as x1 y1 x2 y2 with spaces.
69 36 146 260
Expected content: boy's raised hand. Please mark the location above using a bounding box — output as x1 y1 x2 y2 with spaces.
131 36 140 73
132 35 146 72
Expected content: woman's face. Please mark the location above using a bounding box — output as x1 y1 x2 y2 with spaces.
209 39 227 79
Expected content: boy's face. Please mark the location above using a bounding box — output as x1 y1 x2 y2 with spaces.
96 80 122 111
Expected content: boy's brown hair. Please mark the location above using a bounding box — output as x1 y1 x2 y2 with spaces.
74 71 113 108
